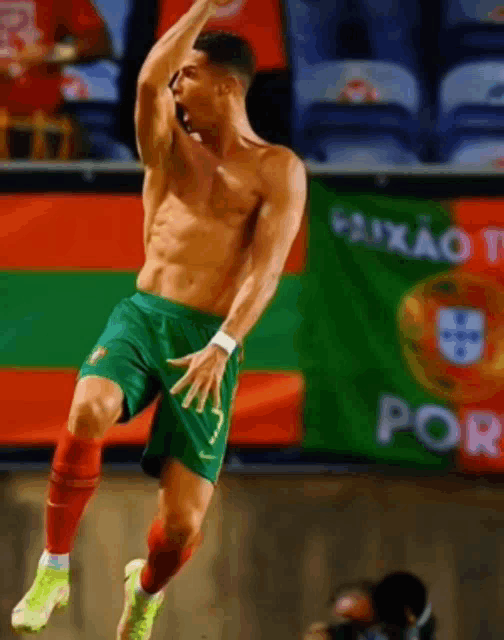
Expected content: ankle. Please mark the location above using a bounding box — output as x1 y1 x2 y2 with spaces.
135 583 158 599
39 550 70 571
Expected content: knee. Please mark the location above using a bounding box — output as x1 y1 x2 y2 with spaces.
68 394 121 439
162 509 203 547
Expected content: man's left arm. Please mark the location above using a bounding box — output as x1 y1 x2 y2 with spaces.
168 148 307 413
219 147 307 344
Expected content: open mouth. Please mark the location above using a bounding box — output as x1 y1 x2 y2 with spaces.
175 103 192 131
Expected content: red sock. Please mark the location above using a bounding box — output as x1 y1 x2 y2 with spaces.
140 519 202 594
45 428 103 554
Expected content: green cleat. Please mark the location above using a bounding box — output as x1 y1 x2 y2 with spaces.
11 566 70 634
116 559 165 640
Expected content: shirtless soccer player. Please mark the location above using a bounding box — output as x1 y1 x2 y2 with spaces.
11 1 306 638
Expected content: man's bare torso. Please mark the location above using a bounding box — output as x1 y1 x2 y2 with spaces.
136 119 276 317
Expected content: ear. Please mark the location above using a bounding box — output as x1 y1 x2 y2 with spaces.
216 75 240 97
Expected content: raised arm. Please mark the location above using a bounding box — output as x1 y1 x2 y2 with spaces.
135 0 218 166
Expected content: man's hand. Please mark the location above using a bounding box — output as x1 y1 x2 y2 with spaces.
168 344 229 412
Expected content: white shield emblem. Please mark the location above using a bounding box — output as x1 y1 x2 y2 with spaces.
437 308 485 365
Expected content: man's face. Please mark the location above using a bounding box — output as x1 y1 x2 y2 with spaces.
170 49 225 130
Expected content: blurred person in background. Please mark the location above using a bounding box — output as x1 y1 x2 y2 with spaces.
304 572 436 640
0 0 112 159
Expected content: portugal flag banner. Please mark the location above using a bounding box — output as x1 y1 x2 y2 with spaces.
299 179 504 471
0 194 305 450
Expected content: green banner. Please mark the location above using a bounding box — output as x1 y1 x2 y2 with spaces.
299 179 463 469
0 271 302 371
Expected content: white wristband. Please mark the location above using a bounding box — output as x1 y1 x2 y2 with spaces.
209 330 237 356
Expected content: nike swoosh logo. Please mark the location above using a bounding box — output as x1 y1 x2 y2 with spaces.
200 453 217 459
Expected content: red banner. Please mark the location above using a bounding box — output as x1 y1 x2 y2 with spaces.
452 198 504 473
0 194 305 272
0 370 303 447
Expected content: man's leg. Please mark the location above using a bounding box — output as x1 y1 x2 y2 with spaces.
11 376 123 634
141 457 213 591
117 458 214 640
45 376 123 555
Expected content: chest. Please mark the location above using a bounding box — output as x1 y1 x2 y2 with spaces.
208 164 262 220
168 131 264 226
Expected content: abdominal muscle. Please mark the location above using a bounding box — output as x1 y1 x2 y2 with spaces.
136 195 253 318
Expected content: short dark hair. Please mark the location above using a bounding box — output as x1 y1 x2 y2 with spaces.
193 30 256 93
371 572 427 627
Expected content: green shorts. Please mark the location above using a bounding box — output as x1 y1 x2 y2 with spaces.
78 291 241 485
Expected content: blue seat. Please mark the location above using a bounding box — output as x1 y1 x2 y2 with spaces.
437 60 504 164
284 0 421 74
443 139 504 167
293 60 422 165
440 0 504 65
283 0 338 69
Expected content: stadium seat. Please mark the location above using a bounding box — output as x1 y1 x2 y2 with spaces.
440 0 504 66
284 0 422 73
437 61 504 165
293 60 422 165
283 0 337 69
